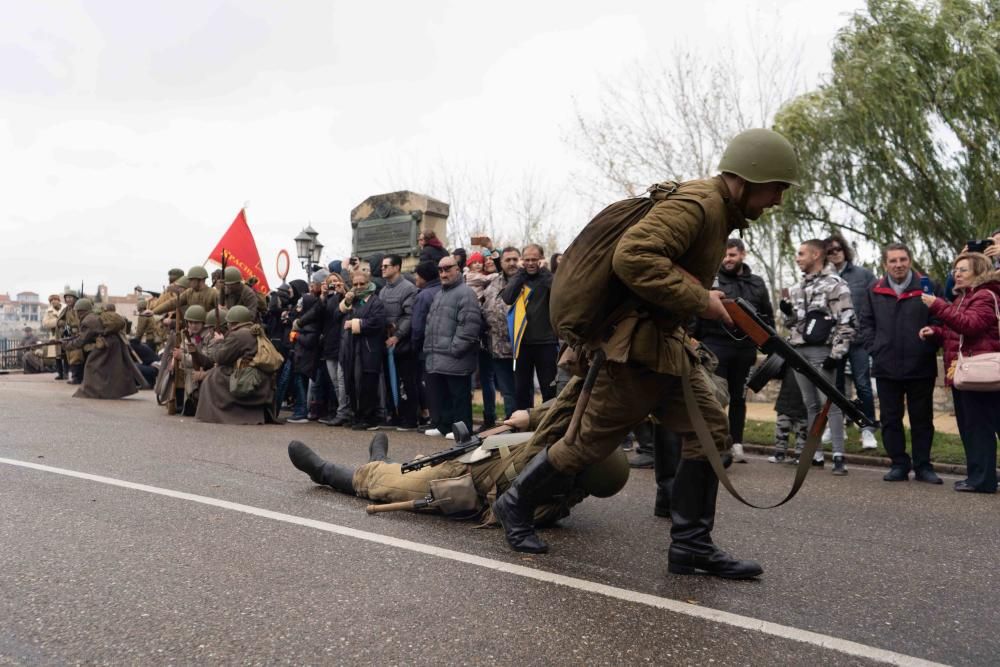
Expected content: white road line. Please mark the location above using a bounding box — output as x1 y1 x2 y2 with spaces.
1 456 944 667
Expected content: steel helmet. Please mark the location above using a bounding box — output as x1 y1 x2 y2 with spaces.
187 266 209 280
176 276 190 288
226 305 253 324
575 447 630 498
74 298 94 313
205 307 227 328
184 305 207 323
718 128 800 186
224 266 243 285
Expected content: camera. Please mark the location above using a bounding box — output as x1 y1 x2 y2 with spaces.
967 239 995 253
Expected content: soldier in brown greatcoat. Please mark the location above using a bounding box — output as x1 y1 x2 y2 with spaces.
195 305 278 425
62 299 140 400
492 129 801 580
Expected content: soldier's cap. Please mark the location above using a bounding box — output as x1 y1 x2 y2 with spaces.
168 268 185 281
48 294 62 302
74 298 94 312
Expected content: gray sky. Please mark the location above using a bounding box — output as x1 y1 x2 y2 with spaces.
1 0 865 300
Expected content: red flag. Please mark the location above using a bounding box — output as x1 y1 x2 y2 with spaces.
207 209 270 294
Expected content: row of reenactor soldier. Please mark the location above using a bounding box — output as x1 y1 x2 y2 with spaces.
132 265 276 423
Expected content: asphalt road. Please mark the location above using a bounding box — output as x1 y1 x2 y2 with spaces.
1 375 997 665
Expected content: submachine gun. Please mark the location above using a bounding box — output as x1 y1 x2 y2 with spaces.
726 297 873 429
681 298 877 510
400 422 512 473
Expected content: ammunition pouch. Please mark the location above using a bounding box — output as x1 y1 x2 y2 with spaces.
429 473 483 520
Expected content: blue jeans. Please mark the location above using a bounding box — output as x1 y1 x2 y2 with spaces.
291 373 309 419
836 343 876 430
492 357 517 420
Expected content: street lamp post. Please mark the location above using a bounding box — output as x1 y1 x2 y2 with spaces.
294 226 322 281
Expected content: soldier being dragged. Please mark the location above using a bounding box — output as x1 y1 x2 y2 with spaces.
287 375 629 525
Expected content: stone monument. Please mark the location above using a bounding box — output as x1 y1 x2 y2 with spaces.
350 191 449 271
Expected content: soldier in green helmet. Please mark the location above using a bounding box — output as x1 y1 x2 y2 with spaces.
150 265 218 319
58 286 85 383
492 128 799 579
288 378 629 523
195 305 280 424
221 266 263 317
133 297 166 353
62 298 142 400
164 304 216 415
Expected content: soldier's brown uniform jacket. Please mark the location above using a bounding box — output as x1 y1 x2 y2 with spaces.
547 176 748 474
153 286 219 317
57 306 84 365
222 283 262 317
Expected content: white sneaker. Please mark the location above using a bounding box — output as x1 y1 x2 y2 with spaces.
445 432 455 440
861 429 878 450
821 426 832 445
731 443 748 463
423 428 442 437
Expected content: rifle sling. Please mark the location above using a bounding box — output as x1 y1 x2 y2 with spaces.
682 369 826 509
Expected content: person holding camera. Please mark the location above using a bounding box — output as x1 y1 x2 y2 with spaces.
780 239 857 475
920 252 1000 493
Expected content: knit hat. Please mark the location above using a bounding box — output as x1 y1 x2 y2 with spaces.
310 269 330 285
415 260 437 282
467 251 485 266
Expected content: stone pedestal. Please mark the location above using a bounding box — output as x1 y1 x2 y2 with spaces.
350 191 449 272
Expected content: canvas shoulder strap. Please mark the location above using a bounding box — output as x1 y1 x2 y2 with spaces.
682 369 825 509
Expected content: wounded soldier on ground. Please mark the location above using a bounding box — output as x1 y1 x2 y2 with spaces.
287 375 630 524
195 305 282 425
61 298 144 399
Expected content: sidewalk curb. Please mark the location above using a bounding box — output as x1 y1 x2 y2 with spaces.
740 443 971 476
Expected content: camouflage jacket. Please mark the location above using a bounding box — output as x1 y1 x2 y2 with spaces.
784 264 856 359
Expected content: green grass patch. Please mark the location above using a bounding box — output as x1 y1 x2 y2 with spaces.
474 401 969 466
742 419 968 466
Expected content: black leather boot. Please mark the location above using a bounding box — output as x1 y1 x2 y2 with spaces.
653 426 681 517
68 363 84 385
668 459 762 579
54 359 66 380
492 449 570 554
368 433 389 462
288 441 356 493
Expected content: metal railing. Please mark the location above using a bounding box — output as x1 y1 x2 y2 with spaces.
0 338 23 371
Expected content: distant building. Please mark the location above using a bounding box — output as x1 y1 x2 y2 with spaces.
0 286 139 337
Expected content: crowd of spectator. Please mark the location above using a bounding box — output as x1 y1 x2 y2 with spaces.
268 233 562 444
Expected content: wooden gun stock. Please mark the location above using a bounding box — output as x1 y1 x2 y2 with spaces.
723 300 771 346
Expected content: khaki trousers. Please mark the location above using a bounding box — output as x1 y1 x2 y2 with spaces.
547 361 730 475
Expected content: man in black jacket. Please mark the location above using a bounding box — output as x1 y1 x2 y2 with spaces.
859 243 942 484
502 244 559 409
694 238 774 462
